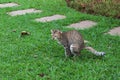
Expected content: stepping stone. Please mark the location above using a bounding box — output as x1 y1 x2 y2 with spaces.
0 3 19 8
7 8 42 16
35 14 66 22
108 27 120 36
67 20 97 29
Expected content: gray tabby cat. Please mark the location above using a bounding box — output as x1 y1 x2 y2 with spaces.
51 30 105 57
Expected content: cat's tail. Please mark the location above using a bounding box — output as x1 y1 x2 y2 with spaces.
84 46 105 56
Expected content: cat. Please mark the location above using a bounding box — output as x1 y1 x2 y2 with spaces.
51 29 105 57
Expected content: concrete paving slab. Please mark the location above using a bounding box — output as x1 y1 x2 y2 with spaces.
0 3 19 8
7 8 42 16
35 14 66 22
67 20 97 29
108 27 120 36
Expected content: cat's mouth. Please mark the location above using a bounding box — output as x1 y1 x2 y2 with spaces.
53 37 57 40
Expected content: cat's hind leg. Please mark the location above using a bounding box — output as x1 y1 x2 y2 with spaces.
70 44 80 56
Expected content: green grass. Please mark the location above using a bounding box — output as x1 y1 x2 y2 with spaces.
0 0 120 80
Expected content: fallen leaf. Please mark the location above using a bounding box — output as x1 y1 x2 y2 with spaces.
21 31 30 36
38 73 45 77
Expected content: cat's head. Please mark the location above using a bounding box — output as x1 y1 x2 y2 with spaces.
51 30 62 40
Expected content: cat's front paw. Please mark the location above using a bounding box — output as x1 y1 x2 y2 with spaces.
65 53 73 57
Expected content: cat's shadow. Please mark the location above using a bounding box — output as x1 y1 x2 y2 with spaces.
60 53 106 62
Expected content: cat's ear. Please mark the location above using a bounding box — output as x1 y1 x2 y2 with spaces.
51 29 62 34
51 30 53 33
57 30 62 34
51 30 54 33
59 31 62 34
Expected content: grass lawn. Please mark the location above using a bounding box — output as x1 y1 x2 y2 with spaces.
0 0 120 80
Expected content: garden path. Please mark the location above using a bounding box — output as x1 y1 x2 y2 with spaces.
1 2 120 36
